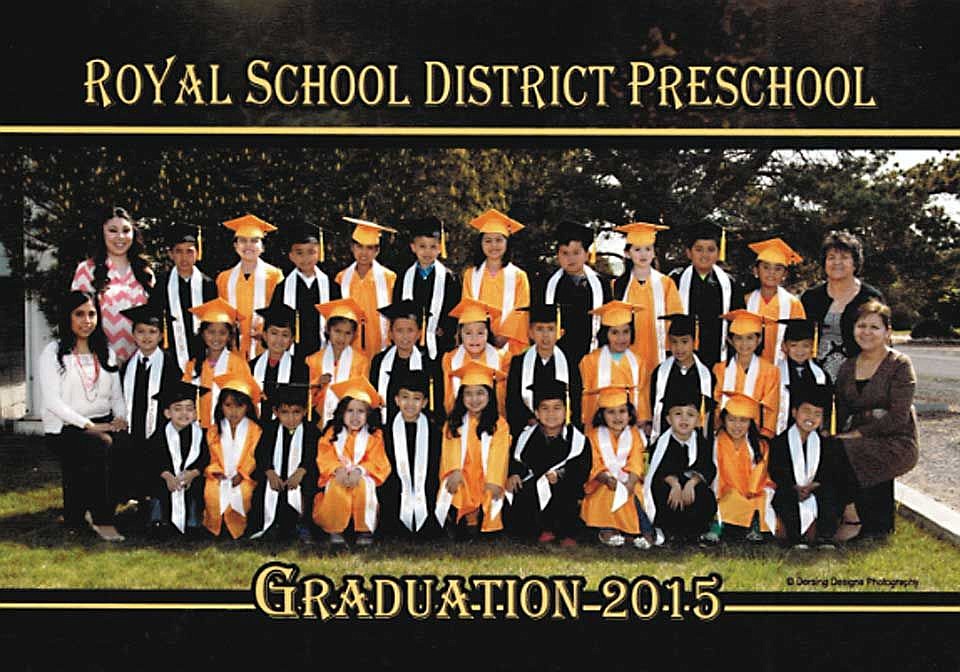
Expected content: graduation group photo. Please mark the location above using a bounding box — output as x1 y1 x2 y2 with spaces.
3 144 957 591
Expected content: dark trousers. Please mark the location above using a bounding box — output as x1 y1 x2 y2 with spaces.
857 480 895 536
773 485 841 544
651 476 717 539
506 480 583 539
47 423 117 526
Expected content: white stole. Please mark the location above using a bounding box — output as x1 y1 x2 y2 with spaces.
747 286 794 368
721 354 761 408
252 351 293 417
403 262 448 359
596 426 641 513
643 428 699 524
678 265 732 362
434 418 498 525
776 359 827 434
598 346 641 410
391 413 430 532
165 421 202 533
194 349 231 427
505 425 587 511
341 261 391 348
622 270 668 363
470 262 518 326
320 345 355 426
520 348 569 413
545 266 604 351
283 269 330 349
124 348 164 439
330 427 378 532
449 344 500 399
218 417 249 517
651 355 712 442
787 425 820 535
167 268 204 370
377 346 423 423
250 424 304 539
226 259 269 359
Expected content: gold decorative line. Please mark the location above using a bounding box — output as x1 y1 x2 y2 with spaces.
725 605 960 614
0 126 959 137
0 602 256 611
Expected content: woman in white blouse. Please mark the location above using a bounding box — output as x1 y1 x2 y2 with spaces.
39 291 128 541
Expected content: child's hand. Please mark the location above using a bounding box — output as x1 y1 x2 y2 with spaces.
681 479 697 506
286 469 305 491
180 470 198 490
250 314 264 339
506 474 523 494
347 468 363 488
445 470 463 495
319 374 333 387
485 483 504 499
625 472 640 493
266 470 283 492
334 467 350 487
230 473 244 487
545 470 558 485
667 483 684 511
599 472 616 491
162 472 180 493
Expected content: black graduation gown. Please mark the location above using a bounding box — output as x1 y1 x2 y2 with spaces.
378 416 443 540
648 431 718 538
768 430 843 543
505 425 591 539
248 353 311 422
369 345 446 425
146 422 210 530
534 270 612 365
150 269 218 365
782 357 835 431
391 262 461 357
269 269 341 361
247 419 320 539
505 350 583 437
648 359 717 438
667 266 744 369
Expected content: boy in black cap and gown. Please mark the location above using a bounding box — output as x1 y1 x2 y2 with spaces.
775 318 833 435
249 304 310 421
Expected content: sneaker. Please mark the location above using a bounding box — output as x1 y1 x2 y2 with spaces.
816 539 837 550
329 532 347 545
633 535 652 550
745 528 764 543
653 528 666 547
699 530 720 545
559 537 578 548
793 542 810 550
356 532 375 546
537 530 556 544
598 530 625 547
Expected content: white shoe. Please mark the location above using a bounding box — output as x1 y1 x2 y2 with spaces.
633 536 652 550
653 528 666 546
329 533 346 545
599 531 625 547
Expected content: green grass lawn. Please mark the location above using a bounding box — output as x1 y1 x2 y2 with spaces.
2 435 958 591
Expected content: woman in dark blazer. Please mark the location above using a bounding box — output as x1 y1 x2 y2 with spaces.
801 230 883 379
833 300 919 539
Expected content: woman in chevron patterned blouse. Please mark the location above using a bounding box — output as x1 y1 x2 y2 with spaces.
71 207 155 364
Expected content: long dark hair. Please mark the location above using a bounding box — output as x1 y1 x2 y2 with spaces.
194 320 239 364
213 389 260 432
321 396 383 438
471 232 513 268
591 400 638 428
597 321 636 347
89 207 154 295
446 384 499 440
719 409 764 464
56 290 117 373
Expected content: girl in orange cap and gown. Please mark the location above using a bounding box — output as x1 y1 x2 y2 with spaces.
306 298 371 428
441 297 511 418
743 238 806 368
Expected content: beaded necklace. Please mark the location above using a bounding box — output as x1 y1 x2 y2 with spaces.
72 348 101 402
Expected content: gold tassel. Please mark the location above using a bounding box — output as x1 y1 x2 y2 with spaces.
196 225 203 261
699 395 707 429
440 221 448 260
295 309 300 344
589 239 597 265
565 389 572 426
813 321 819 358
429 376 435 413
162 310 169 350
555 303 562 335
694 317 700 351
830 398 837 435
307 384 313 422
318 228 325 263
420 306 427 347
719 227 727 263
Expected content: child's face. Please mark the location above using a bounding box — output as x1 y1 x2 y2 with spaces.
395 388 427 422
164 399 197 429
730 332 759 358
529 322 558 351
327 320 356 350
724 413 751 441
669 334 694 363
351 241 379 266
755 260 787 290
627 244 655 269
791 402 824 435
460 322 488 355
602 403 631 432
535 398 566 433
481 233 507 262
344 399 369 430
276 403 306 431
390 317 420 352
288 243 319 275
169 243 198 275
784 338 813 364
667 405 699 440
607 323 632 353
462 385 490 415
686 239 718 274
234 236 264 263
557 241 588 274
410 236 440 267
133 323 161 354
203 322 231 354
264 324 293 356
221 395 249 426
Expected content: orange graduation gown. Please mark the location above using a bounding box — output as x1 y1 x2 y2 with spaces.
305 345 371 427
744 288 805 366
712 356 781 439
181 351 251 429
579 347 651 426
203 418 261 538
714 429 774 531
441 345 511 419
438 416 511 532
313 426 391 533
580 426 647 534
616 271 683 374
462 264 530 340
335 263 397 361
216 261 284 360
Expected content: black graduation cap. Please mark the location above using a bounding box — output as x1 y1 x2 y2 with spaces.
121 303 169 328
660 386 711 413
529 379 568 407
255 304 296 330
518 302 561 325
269 382 312 408
658 312 695 337
683 220 723 247
167 224 198 247
403 216 443 240
152 381 209 408
286 222 320 246
393 369 430 396
378 300 428 324
554 220 594 247
787 383 832 410
779 318 816 342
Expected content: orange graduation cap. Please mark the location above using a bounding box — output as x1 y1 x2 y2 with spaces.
721 390 761 422
450 360 503 388
213 370 263 406
449 296 502 325
343 216 398 246
315 297 366 324
188 297 243 325
223 213 277 239
590 300 643 327
748 237 803 267
499 309 531 347
615 222 670 247
585 384 634 409
468 209 524 237
720 309 764 335
329 376 384 408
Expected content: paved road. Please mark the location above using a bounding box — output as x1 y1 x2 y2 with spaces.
898 345 960 382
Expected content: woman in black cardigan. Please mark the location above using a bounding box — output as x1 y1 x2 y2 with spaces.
800 230 884 379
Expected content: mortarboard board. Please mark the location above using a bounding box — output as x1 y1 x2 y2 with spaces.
449 297 502 325
787 382 832 410
153 381 210 408
615 222 670 248
405 216 444 239
450 360 502 388
749 237 803 267
223 213 277 239
658 312 695 337
499 309 531 347
518 302 562 325
329 376 383 408
469 209 524 237
721 309 764 335
721 390 761 422
121 303 168 328
779 318 816 342
529 379 568 407
315 297 365 324
213 370 263 406
684 220 723 247
661 385 709 413
189 297 243 325
378 300 426 324
590 300 642 327
167 224 199 247
554 220 594 247
344 216 397 246
585 384 634 409
394 369 430 396
286 222 320 246
269 382 312 408
255 304 296 330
